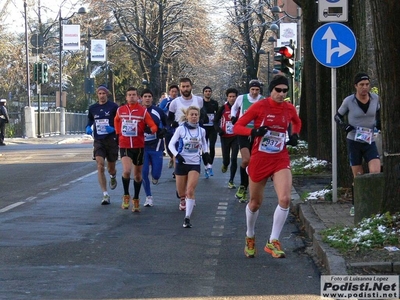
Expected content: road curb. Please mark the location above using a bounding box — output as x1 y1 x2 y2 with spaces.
5 134 92 145
348 262 396 273
291 187 348 275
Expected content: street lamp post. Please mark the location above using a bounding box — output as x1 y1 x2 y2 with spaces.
23 0 31 108
58 7 86 134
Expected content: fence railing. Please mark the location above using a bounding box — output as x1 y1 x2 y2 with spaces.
7 110 87 137
35 110 86 136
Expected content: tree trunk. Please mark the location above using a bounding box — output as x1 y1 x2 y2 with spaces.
297 0 318 156
370 0 400 213
335 0 369 187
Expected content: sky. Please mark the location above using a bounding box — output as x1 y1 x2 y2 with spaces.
3 0 226 34
2 0 83 33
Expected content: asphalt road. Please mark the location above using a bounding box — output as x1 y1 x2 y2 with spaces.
0 140 325 300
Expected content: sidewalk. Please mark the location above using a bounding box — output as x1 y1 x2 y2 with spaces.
290 192 350 275
291 187 400 275
4 134 92 145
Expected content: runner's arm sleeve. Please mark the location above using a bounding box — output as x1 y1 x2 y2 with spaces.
168 111 175 122
159 99 167 111
230 98 239 118
200 107 209 126
233 107 255 136
159 108 168 127
86 109 94 127
145 112 158 133
334 112 354 132
114 113 121 135
201 128 209 153
375 108 381 131
168 129 180 157
213 106 224 132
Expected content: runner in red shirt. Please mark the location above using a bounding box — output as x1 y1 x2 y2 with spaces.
234 75 301 259
114 87 157 212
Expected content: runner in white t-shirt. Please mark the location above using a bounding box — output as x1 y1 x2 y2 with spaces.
229 79 264 203
168 78 207 179
168 79 204 126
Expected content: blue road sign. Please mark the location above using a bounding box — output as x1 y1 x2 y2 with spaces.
311 22 356 68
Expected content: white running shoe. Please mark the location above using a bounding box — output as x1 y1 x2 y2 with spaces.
151 176 159 185
101 194 110 205
109 176 117 190
144 196 154 207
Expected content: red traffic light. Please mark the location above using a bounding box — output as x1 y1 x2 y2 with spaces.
278 46 294 58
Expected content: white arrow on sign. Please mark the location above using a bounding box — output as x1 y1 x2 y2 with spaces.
322 27 352 64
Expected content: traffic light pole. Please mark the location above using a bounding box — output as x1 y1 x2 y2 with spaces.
37 84 42 138
37 61 42 138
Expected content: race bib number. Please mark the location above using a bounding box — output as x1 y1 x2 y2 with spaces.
355 126 372 144
225 121 234 135
205 113 215 126
184 137 200 153
95 119 109 135
258 130 286 153
144 132 157 142
122 119 138 137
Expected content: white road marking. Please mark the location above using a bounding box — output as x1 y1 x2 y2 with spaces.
0 201 25 213
0 170 98 213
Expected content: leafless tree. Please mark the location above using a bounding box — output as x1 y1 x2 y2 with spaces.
221 0 276 90
90 0 212 99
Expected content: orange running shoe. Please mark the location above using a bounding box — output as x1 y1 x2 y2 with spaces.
244 236 256 258
121 195 130 209
132 198 140 212
264 239 286 258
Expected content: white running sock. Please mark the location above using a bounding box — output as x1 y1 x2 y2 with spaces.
270 205 289 241
246 204 259 238
103 191 109 196
185 198 195 218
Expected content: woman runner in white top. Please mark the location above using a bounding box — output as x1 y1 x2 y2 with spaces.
168 106 211 228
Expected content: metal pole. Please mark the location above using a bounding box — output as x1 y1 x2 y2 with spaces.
24 0 31 107
37 86 41 137
59 8 62 109
87 28 92 106
332 68 338 202
105 62 108 88
105 43 108 88
297 7 302 60
290 40 295 106
267 51 270 86
84 28 88 107
59 9 66 135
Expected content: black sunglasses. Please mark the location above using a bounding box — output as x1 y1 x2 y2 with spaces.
274 87 288 93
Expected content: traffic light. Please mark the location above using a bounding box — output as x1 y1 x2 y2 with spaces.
33 62 38 82
42 63 49 84
278 45 295 76
84 78 95 94
273 47 282 72
37 62 43 84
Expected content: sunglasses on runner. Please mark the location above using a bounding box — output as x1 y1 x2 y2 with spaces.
274 87 288 93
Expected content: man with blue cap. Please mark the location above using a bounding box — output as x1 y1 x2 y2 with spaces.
85 85 119 205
